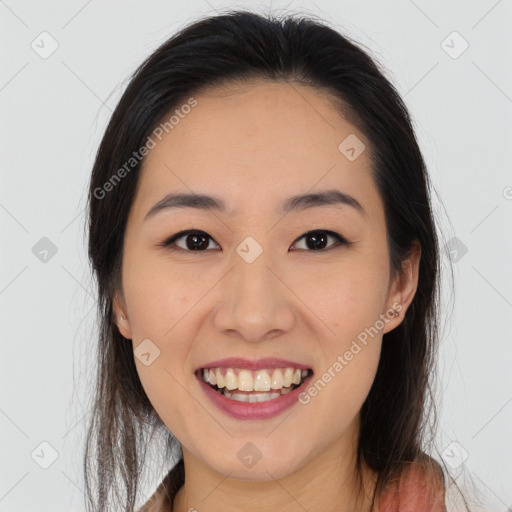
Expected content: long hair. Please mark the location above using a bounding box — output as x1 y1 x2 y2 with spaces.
84 9 467 511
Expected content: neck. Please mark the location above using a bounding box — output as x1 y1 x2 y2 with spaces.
172 428 376 512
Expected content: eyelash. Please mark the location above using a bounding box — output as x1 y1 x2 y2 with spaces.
157 229 350 253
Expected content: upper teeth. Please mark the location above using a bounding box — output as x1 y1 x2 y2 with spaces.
202 367 309 392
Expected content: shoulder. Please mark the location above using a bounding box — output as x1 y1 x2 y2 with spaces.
374 461 446 512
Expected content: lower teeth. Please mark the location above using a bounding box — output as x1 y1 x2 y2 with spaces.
216 385 298 402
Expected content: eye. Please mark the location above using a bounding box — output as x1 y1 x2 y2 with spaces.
158 229 349 252
290 230 348 251
160 230 221 252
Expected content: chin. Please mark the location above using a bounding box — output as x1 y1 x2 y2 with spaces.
199 443 307 481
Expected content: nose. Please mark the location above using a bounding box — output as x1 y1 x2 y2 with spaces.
212 251 295 343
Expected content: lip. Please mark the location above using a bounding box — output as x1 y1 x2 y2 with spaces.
196 357 312 372
196 371 314 420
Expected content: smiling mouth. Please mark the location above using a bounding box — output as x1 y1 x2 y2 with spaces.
197 367 313 403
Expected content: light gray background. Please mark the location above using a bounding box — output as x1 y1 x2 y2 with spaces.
1 1 511 510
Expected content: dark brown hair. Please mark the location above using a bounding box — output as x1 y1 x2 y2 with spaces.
84 9 469 511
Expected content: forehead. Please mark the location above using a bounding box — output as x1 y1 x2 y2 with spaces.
132 80 382 222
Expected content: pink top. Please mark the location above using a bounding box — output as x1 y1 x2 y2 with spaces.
374 464 446 512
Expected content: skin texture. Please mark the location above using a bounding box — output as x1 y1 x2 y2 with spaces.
113 80 421 512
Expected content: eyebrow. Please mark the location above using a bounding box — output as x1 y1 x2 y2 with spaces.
143 189 365 222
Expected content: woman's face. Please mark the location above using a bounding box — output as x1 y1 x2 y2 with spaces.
114 80 419 482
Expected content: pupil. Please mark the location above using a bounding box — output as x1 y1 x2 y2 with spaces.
187 233 208 250
307 232 327 250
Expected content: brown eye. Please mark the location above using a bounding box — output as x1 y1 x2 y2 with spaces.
162 230 220 251
290 230 348 251
159 229 348 253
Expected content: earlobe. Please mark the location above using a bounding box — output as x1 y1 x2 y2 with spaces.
383 241 421 333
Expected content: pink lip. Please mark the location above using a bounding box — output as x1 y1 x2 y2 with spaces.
197 357 312 371
196 372 313 420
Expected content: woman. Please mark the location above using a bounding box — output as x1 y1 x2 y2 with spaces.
84 10 469 512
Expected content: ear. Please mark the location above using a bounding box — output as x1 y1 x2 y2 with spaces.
112 291 133 339
382 240 421 334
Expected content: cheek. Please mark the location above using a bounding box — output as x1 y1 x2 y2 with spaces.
314 346 381 433
299 315 383 441
297 253 388 415
134 356 205 450
297 253 390 343
124 264 203 435
122 253 196 341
